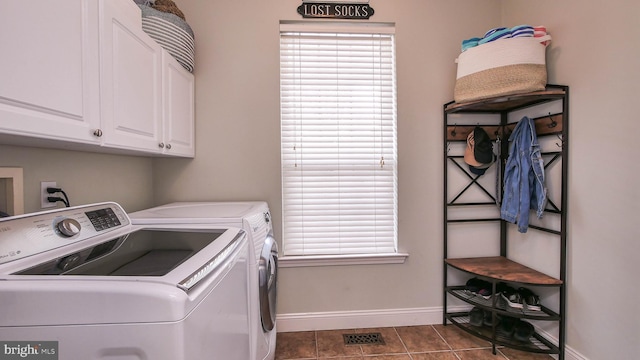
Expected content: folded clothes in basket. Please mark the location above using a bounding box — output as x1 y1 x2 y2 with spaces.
453 30 551 103
478 27 513 45
461 24 540 52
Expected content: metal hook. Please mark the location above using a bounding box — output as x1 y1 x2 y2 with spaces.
547 113 557 128
450 124 457 137
556 134 563 148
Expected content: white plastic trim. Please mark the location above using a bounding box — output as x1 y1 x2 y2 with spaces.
278 253 408 268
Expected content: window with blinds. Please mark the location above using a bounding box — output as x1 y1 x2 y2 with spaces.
280 22 398 256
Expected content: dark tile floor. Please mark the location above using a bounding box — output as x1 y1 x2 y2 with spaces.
275 325 554 360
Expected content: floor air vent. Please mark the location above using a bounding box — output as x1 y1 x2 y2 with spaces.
343 333 385 345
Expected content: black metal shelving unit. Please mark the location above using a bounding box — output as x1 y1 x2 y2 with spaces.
442 85 569 359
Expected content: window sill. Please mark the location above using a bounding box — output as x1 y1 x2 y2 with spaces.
278 253 409 268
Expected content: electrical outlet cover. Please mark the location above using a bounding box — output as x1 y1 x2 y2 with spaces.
41 181 57 208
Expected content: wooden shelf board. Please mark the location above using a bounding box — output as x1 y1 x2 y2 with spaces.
445 88 566 113
445 256 562 286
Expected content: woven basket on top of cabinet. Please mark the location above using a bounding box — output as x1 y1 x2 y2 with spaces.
453 35 551 103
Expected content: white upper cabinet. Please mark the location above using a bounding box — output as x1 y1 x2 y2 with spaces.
99 0 163 153
0 0 194 157
0 0 101 144
161 52 195 157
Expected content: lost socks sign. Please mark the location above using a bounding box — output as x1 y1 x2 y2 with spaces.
297 2 375 19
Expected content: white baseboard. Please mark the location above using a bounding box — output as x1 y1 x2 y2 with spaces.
276 307 588 360
276 306 450 332
535 328 587 360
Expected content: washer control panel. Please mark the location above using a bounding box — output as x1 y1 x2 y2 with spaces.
0 202 130 265
85 208 122 231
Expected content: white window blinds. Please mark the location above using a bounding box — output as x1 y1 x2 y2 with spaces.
280 22 398 256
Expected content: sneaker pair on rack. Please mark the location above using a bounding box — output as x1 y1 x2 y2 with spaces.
497 315 535 342
499 284 541 311
469 307 498 327
465 277 492 299
469 308 533 343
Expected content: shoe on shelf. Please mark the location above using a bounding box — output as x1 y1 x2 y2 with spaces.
495 283 512 309
497 315 517 337
469 307 484 327
465 277 492 299
477 286 492 299
513 319 535 342
518 287 542 311
496 282 511 293
500 285 524 309
483 310 498 327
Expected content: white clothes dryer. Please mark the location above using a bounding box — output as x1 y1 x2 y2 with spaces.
129 201 278 360
0 202 251 360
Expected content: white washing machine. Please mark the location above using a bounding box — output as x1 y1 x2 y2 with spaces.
129 201 278 360
0 202 251 360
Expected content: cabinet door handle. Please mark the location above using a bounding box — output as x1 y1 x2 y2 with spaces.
93 129 103 137
166 144 172 150
158 142 165 148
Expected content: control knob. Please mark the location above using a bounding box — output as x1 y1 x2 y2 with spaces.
58 253 81 271
56 218 81 237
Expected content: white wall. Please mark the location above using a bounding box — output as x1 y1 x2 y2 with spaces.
0 144 154 214
503 1 640 359
152 0 502 316
2 0 634 358
156 0 640 357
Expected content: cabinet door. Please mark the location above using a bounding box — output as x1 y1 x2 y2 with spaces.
161 53 195 157
99 0 163 153
0 0 100 144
